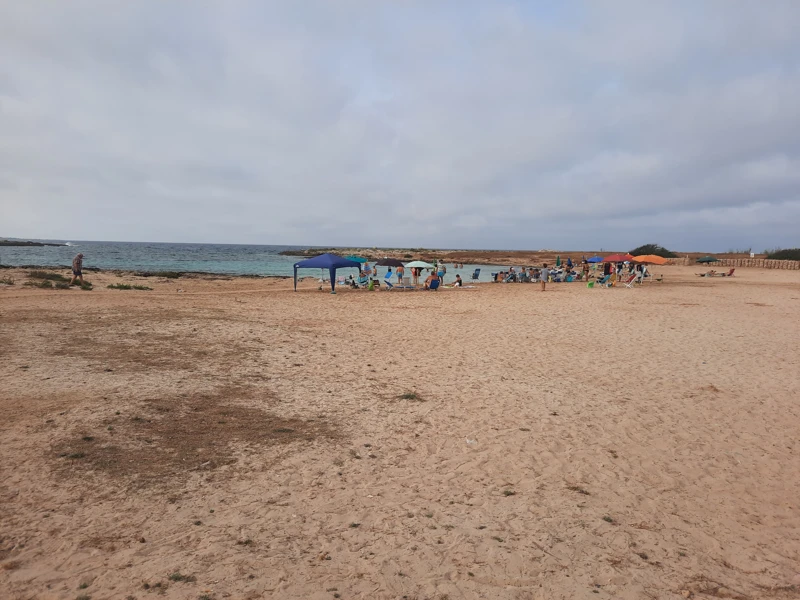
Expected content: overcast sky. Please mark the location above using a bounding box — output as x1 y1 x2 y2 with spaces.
1 1 799 251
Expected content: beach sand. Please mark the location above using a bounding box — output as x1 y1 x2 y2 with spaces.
1 266 799 599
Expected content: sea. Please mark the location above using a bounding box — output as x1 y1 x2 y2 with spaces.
0 239 505 282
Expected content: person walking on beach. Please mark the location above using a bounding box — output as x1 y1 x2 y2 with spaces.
69 253 84 286
397 263 405 284
437 261 446 284
539 263 550 291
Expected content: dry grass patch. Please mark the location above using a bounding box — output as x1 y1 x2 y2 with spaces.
51 387 340 488
48 316 255 372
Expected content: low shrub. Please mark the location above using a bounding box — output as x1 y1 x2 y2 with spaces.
629 244 677 258
24 279 53 288
108 283 153 291
0 277 13 285
28 270 69 282
766 248 800 260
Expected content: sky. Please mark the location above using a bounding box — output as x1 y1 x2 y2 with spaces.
1 1 799 252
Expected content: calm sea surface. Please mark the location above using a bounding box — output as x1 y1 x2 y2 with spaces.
0 240 508 282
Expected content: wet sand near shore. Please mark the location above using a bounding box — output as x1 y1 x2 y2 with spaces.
1 266 799 599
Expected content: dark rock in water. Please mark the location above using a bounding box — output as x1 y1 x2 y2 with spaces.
278 248 331 256
0 240 67 247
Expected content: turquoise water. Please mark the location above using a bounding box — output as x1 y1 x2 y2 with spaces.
0 240 511 282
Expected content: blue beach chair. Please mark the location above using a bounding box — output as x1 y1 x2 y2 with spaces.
426 279 440 291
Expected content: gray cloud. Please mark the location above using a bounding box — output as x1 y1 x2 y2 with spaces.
1 1 799 251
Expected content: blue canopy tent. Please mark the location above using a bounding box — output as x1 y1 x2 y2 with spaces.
293 253 362 293
587 256 604 263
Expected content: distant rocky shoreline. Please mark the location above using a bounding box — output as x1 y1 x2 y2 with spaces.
0 240 67 247
0 264 292 279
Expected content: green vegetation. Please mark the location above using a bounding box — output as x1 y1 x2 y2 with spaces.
55 282 70 289
24 279 53 288
765 248 800 260
628 244 677 258
28 270 70 282
136 271 183 278
398 391 422 401
108 283 153 290
168 572 196 583
0 277 15 285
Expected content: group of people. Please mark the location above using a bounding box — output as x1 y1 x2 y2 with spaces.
492 262 570 290
492 258 651 290
348 260 467 290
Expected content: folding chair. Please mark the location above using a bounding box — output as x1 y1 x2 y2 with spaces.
594 275 612 288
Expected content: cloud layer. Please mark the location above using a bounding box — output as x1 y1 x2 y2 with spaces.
2 1 799 251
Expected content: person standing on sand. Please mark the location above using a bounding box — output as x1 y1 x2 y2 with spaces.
540 263 550 291
69 253 84 286
397 263 405 283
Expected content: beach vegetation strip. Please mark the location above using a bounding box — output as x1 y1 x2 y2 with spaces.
134 271 184 278
107 283 153 290
765 247 800 260
28 270 70 282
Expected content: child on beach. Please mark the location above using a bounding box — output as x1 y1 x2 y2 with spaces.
540 263 550 291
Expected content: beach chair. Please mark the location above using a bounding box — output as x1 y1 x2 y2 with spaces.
425 279 440 291
721 268 735 277
383 273 394 290
594 274 612 288
356 275 369 288
622 274 637 288
471 268 480 283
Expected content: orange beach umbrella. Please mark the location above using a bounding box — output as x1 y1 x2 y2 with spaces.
633 255 668 265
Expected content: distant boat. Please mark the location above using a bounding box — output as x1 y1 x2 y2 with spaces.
65 242 75 246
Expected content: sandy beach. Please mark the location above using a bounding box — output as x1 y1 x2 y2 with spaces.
1 265 799 600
